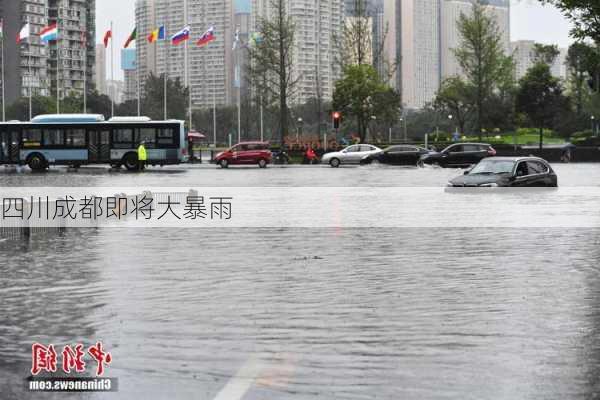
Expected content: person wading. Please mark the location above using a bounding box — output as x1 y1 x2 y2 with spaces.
137 142 147 171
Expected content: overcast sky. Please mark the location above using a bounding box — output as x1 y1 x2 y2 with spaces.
95 0 574 80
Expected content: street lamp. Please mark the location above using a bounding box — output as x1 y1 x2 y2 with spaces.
448 114 458 140
297 117 303 143
592 115 596 137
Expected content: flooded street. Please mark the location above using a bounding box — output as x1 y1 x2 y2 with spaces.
1 163 600 399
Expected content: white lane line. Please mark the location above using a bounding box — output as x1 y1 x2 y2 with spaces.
212 356 266 400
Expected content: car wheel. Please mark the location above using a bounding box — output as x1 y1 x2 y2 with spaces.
258 159 267 168
219 159 229 169
329 158 341 168
28 154 47 172
123 153 139 171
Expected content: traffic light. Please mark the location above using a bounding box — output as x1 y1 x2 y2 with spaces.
333 112 341 129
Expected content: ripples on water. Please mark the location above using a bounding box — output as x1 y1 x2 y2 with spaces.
1 165 600 399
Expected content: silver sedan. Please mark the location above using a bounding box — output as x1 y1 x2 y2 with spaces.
321 144 382 167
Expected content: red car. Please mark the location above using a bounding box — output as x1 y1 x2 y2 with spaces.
214 142 272 168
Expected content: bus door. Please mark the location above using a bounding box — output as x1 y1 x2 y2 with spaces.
89 129 111 162
8 130 20 163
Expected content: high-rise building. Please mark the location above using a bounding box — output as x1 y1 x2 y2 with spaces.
511 40 568 81
385 0 441 109
122 48 138 102
383 0 510 110
252 0 344 104
441 0 510 79
135 0 234 108
0 0 95 107
95 44 107 95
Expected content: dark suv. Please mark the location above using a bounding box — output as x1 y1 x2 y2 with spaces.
213 142 272 168
419 143 496 168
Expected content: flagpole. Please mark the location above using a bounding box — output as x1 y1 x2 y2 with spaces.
110 21 114 118
164 26 168 120
27 18 32 121
137 54 141 117
1 19 5 122
83 32 87 113
236 46 241 143
56 12 60 114
260 95 264 142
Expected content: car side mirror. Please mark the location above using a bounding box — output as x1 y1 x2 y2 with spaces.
463 170 470 175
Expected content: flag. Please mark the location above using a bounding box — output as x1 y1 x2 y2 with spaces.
196 26 215 47
147 26 165 43
39 23 58 43
16 23 30 44
232 28 240 50
124 27 136 48
171 26 190 45
103 29 112 48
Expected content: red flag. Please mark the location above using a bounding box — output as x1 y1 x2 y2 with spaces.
103 30 112 48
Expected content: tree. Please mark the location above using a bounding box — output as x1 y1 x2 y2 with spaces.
453 1 514 140
566 42 592 115
433 77 473 135
516 63 569 149
142 73 188 122
533 43 560 65
540 1 600 43
332 64 401 142
247 0 297 146
7 96 55 121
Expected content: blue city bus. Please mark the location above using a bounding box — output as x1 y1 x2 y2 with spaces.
0 114 188 171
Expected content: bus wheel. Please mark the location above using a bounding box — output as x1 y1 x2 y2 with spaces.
123 153 139 171
28 154 47 172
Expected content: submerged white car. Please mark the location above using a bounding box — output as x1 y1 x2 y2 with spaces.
321 144 382 167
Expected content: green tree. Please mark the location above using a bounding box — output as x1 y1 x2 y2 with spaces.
566 42 591 115
142 73 188 122
540 1 600 42
332 64 401 142
453 1 514 140
7 96 55 121
86 90 112 118
247 0 297 146
533 43 560 66
516 63 569 148
433 77 473 135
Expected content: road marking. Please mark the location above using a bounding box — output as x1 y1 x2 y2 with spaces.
212 356 265 400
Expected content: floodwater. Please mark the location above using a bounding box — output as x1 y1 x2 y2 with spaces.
1 163 600 399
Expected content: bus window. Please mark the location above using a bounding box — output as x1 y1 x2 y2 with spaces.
157 128 175 146
138 128 156 148
44 128 63 146
22 128 42 147
113 128 134 149
65 129 86 147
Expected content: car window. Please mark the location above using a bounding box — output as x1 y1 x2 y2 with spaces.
515 161 529 177
389 146 410 152
462 144 480 152
360 145 375 152
446 145 462 153
346 145 360 152
527 161 548 174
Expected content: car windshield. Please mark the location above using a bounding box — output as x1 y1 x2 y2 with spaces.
470 160 515 174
